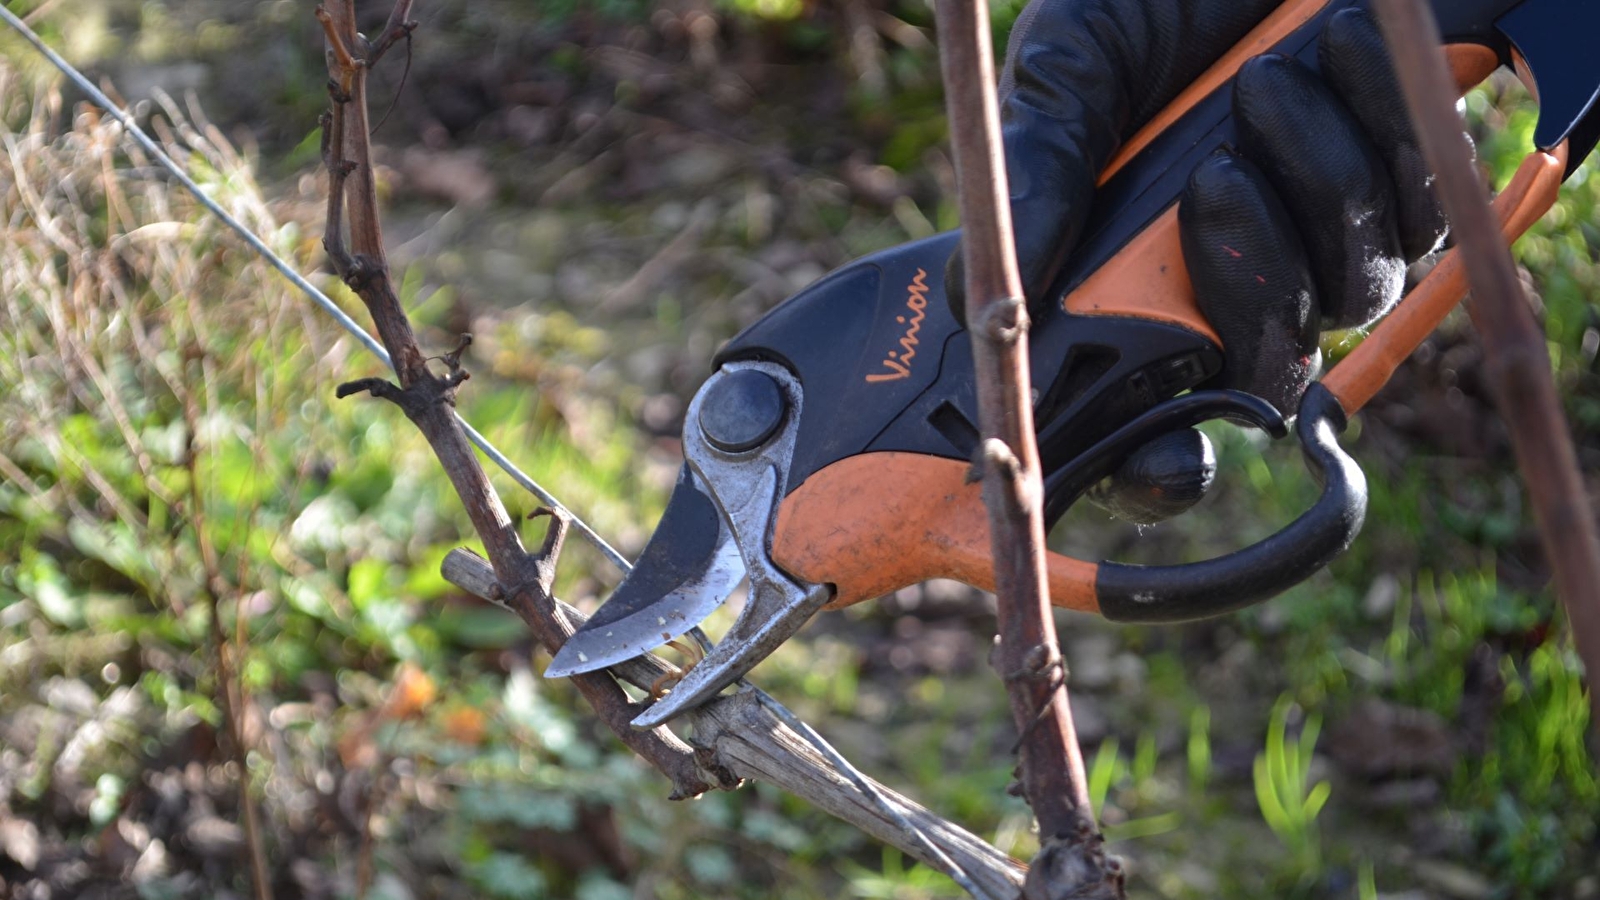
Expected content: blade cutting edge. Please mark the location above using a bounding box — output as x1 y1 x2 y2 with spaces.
544 532 743 677
544 466 745 677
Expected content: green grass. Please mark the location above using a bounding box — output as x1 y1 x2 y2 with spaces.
1252 696 1331 884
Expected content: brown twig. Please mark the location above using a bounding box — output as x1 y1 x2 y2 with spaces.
932 2 1121 897
369 0 418 64
1372 0 1600 730
316 0 720 800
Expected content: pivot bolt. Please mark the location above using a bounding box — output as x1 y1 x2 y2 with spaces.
699 369 786 453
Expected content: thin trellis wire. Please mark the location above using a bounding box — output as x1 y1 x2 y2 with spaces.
753 686 995 898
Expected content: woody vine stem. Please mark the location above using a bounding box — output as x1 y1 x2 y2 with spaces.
934 1 1124 897
315 0 723 798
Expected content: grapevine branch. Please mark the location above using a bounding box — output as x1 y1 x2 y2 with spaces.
315 0 720 799
933 1 1122 897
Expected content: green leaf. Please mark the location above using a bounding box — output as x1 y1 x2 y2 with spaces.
283 576 335 624
347 557 390 611
1254 753 1290 835
403 543 455 599
68 517 155 589
18 549 81 628
1088 739 1121 820
1104 811 1182 843
458 786 576 831
1187 706 1212 794
685 845 736 885
434 605 524 649
1304 780 1332 821
467 852 548 899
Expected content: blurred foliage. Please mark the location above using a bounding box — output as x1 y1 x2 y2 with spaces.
1252 696 1330 884
0 1 1597 899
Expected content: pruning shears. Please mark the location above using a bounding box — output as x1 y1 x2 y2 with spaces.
546 0 1600 727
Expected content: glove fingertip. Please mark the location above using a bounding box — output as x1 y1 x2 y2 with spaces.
1320 6 1450 263
1180 148 1322 416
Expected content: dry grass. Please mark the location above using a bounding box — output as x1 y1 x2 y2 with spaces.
0 64 346 898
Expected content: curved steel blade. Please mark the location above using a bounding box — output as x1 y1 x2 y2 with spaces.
545 466 744 678
630 465 830 728
630 360 832 727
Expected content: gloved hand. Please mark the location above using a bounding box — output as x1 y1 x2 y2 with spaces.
953 0 1449 524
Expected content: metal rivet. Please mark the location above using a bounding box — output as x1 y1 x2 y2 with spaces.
699 369 786 453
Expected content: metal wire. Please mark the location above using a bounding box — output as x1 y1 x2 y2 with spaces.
0 2 631 574
751 688 995 899
678 630 988 895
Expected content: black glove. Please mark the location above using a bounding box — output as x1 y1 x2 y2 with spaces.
955 2 1448 524
1182 8 1448 414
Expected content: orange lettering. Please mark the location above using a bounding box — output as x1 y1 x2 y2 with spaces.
865 269 931 385
866 359 910 382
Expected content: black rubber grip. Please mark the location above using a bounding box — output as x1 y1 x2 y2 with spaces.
1095 384 1367 623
